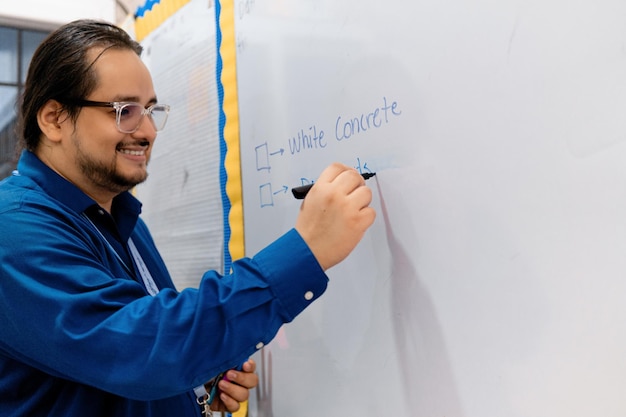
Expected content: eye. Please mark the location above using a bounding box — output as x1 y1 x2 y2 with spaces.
119 103 141 119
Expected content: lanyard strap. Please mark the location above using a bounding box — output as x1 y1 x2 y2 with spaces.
83 214 159 296
128 238 159 296
85 215 204 399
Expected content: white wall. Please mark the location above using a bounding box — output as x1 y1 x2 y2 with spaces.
0 0 116 29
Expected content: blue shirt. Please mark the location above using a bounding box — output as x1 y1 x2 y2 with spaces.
0 151 328 416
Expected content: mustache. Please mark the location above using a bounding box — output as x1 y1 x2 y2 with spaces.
116 140 150 149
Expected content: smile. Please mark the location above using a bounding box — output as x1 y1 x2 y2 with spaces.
118 149 146 156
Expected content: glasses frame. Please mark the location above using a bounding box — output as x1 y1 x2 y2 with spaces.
64 99 170 133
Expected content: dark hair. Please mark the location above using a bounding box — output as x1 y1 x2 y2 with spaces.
19 19 143 151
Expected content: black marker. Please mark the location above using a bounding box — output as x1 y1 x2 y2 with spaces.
291 172 376 199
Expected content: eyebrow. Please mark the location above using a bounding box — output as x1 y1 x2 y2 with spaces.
111 95 158 106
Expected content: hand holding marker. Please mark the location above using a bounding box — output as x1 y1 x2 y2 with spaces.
291 172 376 199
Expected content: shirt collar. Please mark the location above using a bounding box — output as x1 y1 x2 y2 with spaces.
16 150 143 235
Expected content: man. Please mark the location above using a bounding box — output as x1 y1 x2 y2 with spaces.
0 20 375 417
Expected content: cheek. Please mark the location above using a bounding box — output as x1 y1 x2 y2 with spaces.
79 126 124 151
77 111 121 139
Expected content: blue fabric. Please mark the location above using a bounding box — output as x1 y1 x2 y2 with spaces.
0 151 328 417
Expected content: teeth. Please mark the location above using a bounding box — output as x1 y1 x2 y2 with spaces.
119 149 145 156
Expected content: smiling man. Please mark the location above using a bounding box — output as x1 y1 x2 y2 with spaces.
37 47 160 210
0 20 376 417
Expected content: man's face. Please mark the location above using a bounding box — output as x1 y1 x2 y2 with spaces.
61 47 159 196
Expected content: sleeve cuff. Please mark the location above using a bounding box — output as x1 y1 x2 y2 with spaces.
252 228 329 322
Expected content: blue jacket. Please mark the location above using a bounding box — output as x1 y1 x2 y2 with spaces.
0 151 328 416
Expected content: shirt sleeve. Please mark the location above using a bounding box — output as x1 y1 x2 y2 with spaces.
0 194 328 401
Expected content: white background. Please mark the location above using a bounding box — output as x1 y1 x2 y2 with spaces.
0 0 115 28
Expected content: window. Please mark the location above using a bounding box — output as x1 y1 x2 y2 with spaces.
0 26 48 179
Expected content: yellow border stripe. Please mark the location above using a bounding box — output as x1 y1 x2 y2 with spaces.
219 0 245 265
135 0 191 42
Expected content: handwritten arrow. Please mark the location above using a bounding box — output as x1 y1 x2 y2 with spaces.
270 148 285 156
273 186 289 195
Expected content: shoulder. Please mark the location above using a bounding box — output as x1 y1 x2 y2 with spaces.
0 172 45 214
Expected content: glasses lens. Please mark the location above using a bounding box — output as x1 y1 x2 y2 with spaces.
149 105 170 131
117 103 144 133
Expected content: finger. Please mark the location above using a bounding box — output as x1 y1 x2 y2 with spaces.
209 394 240 413
305 167 363 201
348 182 373 206
314 162 353 185
333 168 367 196
218 391 242 413
357 205 377 229
225 365 259 389
209 396 227 413
241 358 256 374
218 379 250 403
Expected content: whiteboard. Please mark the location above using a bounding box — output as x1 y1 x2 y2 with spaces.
234 1 626 416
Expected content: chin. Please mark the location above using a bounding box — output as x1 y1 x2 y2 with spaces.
130 173 149 186
114 170 148 190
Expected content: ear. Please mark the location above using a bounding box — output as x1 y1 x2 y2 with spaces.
37 100 67 143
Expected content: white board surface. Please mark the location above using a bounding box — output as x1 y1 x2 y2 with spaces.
234 1 626 416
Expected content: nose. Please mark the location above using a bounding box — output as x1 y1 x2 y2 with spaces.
131 113 158 141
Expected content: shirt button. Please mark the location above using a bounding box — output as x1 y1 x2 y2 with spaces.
98 209 105 215
304 291 314 301
256 342 264 350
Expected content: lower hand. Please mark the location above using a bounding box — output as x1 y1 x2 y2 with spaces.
210 359 258 413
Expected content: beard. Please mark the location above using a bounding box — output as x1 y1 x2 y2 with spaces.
74 138 149 194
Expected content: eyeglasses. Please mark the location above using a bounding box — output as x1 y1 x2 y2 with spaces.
66 99 170 133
